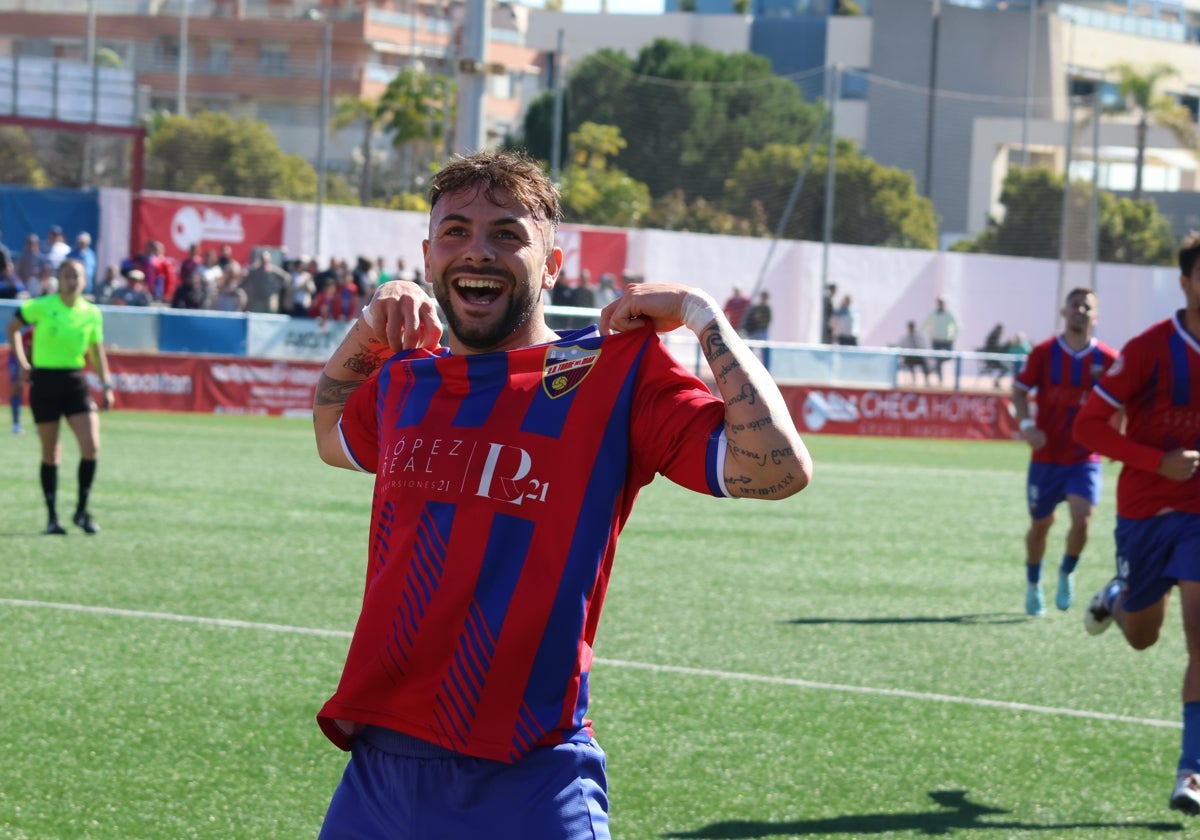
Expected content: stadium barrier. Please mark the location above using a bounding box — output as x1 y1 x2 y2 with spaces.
0 301 1025 438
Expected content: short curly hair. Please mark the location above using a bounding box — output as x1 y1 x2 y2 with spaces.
429 150 561 230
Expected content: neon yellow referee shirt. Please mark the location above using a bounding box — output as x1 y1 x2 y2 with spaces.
18 295 105 370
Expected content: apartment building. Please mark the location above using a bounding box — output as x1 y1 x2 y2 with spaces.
0 0 544 175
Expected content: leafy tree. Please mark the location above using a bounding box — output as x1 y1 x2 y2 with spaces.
330 69 452 206
1106 62 1198 201
521 40 822 204
641 188 769 237
955 166 1175 265
558 122 650 228
0 126 48 187
725 140 937 248
144 111 318 201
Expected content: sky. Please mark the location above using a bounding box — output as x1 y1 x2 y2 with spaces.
517 0 667 13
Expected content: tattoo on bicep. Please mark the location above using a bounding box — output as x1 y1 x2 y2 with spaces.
314 373 363 407
344 346 386 377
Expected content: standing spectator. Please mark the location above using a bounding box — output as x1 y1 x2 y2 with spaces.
0 250 26 300
68 232 97 295
922 295 958 385
742 290 773 369
15 234 46 286
42 225 71 272
142 240 179 303
310 149 812 838
1011 288 1117 617
30 262 58 298
178 244 202 289
242 250 290 313
213 262 247 312
723 285 749 333
830 294 859 345
5 259 114 535
282 258 317 317
171 267 208 309
1075 232 1200 816
352 256 378 304
595 272 620 308
896 319 929 385
216 244 235 269
822 283 838 344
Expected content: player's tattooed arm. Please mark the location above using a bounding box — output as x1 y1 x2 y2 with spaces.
313 319 393 468
692 316 812 500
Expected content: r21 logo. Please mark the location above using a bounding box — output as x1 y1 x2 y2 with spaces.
475 443 549 505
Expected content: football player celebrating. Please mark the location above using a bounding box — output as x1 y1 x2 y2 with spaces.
311 150 813 839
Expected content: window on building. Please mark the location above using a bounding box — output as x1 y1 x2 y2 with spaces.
259 42 289 76
208 40 232 75
1177 92 1199 122
840 68 868 100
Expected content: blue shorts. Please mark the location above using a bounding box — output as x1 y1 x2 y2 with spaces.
1026 461 1102 520
1115 513 1200 612
318 727 610 840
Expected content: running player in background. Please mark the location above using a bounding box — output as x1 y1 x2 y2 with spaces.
5 259 114 535
1074 231 1200 815
1011 287 1117 616
311 150 813 839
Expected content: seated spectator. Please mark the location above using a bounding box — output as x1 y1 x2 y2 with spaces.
42 225 70 271
94 264 126 305
978 322 1009 387
117 270 152 306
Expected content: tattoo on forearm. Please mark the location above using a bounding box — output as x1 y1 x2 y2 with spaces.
724 471 798 497
701 329 730 363
728 382 757 407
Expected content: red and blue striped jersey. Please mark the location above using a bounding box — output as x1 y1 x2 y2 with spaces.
1014 335 1117 464
319 324 728 762
1087 313 1200 519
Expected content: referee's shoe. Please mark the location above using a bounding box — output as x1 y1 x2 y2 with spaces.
73 510 100 535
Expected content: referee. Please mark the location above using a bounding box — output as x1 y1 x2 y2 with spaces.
6 259 114 535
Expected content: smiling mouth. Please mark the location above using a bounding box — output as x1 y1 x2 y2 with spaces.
454 277 505 306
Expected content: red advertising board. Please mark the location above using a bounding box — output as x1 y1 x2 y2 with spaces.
0 347 1020 436
781 385 1018 441
133 194 285 264
56 352 323 416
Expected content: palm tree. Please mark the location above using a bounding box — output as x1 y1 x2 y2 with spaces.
1108 62 1198 201
330 95 388 206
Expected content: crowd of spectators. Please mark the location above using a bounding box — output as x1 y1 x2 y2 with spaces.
90 243 428 322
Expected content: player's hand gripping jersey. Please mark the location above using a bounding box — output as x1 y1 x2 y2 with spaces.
319 324 728 762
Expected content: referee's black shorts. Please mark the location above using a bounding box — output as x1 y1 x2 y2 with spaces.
30 368 96 423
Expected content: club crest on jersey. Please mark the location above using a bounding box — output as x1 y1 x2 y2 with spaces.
542 344 599 399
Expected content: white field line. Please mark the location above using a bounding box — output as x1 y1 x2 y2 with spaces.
1 597 1180 730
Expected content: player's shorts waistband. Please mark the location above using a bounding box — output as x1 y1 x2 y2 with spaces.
357 725 465 759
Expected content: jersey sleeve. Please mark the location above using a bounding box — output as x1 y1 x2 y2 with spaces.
629 336 728 497
1073 341 1164 474
337 372 382 473
1013 341 1044 393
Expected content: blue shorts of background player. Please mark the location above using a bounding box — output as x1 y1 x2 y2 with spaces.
1026 461 1102 519
318 727 610 840
1115 512 1200 612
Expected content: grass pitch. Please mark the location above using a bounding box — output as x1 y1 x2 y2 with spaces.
0 413 1189 838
